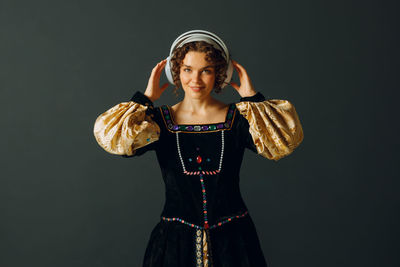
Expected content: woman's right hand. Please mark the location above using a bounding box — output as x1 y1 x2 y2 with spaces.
144 58 169 102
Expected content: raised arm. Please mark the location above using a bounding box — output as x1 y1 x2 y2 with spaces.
93 91 160 156
236 92 304 161
93 58 169 157
230 59 304 161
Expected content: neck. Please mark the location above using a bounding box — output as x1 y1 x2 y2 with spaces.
179 94 217 114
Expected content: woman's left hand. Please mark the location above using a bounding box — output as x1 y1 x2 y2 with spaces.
230 59 258 98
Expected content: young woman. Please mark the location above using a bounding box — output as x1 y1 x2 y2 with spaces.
93 31 304 267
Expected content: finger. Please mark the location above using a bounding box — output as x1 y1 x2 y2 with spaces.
230 82 239 91
151 64 164 81
160 83 169 91
155 63 166 79
149 60 167 83
234 67 243 80
155 60 167 76
232 59 241 69
158 59 167 66
148 69 160 87
150 62 160 77
149 67 157 81
154 59 166 70
232 61 243 76
233 61 247 75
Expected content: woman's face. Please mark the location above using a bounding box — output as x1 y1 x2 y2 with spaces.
179 51 216 99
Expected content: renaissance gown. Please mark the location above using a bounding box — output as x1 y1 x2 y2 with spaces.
93 91 304 267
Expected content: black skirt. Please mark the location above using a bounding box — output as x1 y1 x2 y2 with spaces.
143 214 268 267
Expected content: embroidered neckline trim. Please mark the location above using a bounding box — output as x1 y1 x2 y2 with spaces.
159 103 236 133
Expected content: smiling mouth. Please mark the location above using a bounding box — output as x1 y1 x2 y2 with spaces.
190 86 204 91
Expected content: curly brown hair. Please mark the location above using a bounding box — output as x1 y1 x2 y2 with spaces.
170 41 229 96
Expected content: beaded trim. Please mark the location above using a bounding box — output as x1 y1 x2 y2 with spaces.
170 125 233 266
200 174 209 227
159 104 236 133
196 229 203 266
161 211 249 230
194 228 213 267
176 131 224 175
162 210 249 267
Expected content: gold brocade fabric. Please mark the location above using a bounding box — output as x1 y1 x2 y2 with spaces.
93 101 160 156
236 100 304 161
202 229 209 266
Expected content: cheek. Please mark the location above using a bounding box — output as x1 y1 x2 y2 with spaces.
206 75 216 84
179 72 188 83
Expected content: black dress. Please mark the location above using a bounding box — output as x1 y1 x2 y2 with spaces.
93 91 304 267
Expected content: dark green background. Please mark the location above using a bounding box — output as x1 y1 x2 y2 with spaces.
1 0 398 266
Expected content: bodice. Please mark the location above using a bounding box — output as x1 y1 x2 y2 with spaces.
153 104 249 228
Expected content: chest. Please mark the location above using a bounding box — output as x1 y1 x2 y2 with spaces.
171 110 228 125
155 104 245 172
167 105 230 125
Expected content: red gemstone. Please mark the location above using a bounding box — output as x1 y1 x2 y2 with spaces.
204 222 209 229
196 156 202 163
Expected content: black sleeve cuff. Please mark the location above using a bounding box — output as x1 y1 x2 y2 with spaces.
239 92 265 102
130 91 154 107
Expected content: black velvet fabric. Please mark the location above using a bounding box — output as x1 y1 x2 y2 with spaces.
123 91 268 267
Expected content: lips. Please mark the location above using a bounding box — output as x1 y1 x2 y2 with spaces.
190 86 204 91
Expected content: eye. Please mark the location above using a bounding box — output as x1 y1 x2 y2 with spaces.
182 68 212 73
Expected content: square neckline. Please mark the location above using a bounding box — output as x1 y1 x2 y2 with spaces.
159 103 237 133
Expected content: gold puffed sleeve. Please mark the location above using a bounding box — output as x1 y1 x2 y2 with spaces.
93 101 160 156
236 99 304 161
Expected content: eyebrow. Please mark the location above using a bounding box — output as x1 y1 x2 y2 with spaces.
182 64 214 69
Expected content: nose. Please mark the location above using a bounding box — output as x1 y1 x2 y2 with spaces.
191 71 201 83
